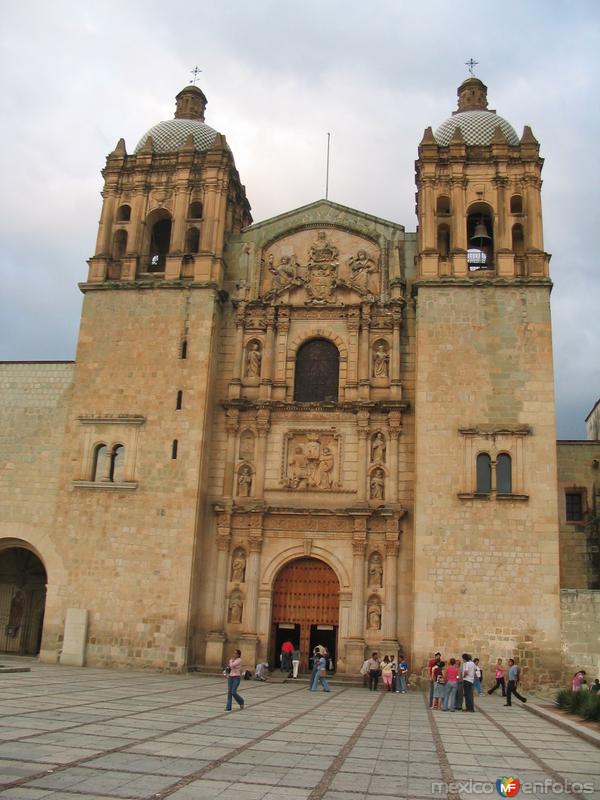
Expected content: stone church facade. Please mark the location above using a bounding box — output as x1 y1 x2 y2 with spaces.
1 77 595 682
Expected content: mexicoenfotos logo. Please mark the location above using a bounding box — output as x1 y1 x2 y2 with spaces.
496 776 521 797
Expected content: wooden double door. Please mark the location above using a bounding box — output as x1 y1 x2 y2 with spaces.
271 557 339 671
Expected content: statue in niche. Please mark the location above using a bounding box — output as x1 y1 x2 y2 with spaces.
268 253 298 291
245 342 262 378
228 592 243 624
372 343 390 378
371 432 386 464
370 468 385 500
237 465 253 497
368 553 383 588
367 599 382 630
348 249 376 292
239 431 255 462
230 549 246 583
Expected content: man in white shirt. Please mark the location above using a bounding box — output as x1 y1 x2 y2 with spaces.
462 653 476 712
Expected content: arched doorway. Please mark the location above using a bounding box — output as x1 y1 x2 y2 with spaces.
271 557 339 671
0 546 47 655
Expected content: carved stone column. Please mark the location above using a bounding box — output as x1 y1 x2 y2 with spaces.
223 408 240 498
254 409 271 498
422 178 436 250
345 307 360 398
358 304 371 400
356 409 370 503
382 537 400 649
388 411 402 504
205 514 231 666
349 538 367 639
239 519 263 669
96 192 117 257
524 176 544 250
259 308 276 400
272 307 290 400
390 307 402 398
229 304 246 399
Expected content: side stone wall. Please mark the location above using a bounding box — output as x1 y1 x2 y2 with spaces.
561 589 600 681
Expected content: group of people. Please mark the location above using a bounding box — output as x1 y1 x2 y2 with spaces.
428 652 527 710
360 652 410 692
572 670 600 693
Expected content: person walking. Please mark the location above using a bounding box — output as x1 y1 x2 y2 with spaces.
428 652 441 707
473 658 483 696
505 659 527 706
462 653 476 712
360 657 370 687
367 652 381 691
442 657 459 711
291 646 301 679
309 648 320 690
224 649 245 712
281 640 294 675
382 655 394 691
431 660 445 709
311 652 331 692
488 658 506 697
396 654 409 693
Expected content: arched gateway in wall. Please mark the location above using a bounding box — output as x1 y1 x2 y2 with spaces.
271 557 339 670
0 545 47 656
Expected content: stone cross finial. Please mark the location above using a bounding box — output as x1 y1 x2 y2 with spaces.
190 66 202 85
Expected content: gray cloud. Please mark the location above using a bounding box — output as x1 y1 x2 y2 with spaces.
1 0 598 437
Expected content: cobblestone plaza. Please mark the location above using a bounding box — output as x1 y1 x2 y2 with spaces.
0 661 598 800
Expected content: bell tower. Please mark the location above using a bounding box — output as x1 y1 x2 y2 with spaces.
411 77 561 684
416 76 549 280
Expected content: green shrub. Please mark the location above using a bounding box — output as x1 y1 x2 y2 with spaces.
567 690 585 714
555 689 572 709
580 692 600 722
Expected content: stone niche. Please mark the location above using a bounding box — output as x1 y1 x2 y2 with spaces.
260 228 381 304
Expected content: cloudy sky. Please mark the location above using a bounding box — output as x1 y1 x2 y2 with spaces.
1 0 598 438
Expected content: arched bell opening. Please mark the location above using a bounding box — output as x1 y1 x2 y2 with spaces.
271 557 340 673
0 545 47 655
143 209 172 273
467 203 494 271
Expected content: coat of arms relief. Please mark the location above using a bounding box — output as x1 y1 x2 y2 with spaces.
263 229 379 304
282 431 341 490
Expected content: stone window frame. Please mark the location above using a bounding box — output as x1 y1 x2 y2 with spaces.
564 487 587 524
457 426 530 501
286 328 348 403
72 415 144 490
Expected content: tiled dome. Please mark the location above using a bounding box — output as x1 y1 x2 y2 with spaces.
134 118 218 154
434 110 519 147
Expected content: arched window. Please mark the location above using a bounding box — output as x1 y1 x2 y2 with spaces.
512 223 525 257
496 453 512 495
92 444 109 482
437 224 450 258
294 338 340 402
188 201 203 219
112 230 128 259
476 453 491 494
145 210 172 272
510 195 523 214
185 227 200 254
467 203 494 271
110 445 125 482
436 195 451 214
116 204 131 222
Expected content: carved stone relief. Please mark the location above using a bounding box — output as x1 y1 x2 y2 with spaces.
368 552 383 588
370 468 385 500
237 464 253 497
371 432 386 464
230 548 246 582
228 591 243 624
367 595 382 630
282 431 340 490
244 341 262 378
372 340 390 379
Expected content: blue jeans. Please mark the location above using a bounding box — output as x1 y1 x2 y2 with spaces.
396 674 407 692
443 681 457 710
474 678 483 695
226 676 244 710
312 672 330 691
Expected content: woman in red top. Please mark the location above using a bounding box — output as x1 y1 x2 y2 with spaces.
225 649 245 712
442 658 460 711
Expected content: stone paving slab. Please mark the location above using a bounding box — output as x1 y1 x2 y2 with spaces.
0 659 599 800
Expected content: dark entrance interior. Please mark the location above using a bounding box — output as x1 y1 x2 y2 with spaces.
271 557 340 674
0 547 47 655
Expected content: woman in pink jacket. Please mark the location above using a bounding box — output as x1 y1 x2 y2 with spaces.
225 649 245 712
